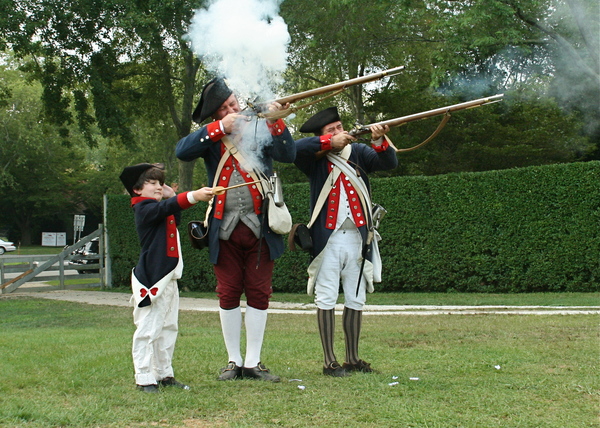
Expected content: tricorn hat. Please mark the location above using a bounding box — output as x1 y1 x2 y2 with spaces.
192 77 233 123
299 106 341 134
119 163 164 197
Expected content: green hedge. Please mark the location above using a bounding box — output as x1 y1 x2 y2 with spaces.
107 161 599 293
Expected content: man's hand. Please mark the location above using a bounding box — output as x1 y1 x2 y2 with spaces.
220 113 243 134
266 101 290 124
331 132 356 151
370 124 390 141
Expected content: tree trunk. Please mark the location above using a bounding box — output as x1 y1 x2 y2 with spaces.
178 159 197 192
176 49 203 191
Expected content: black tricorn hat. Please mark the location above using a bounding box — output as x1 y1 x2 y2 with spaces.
299 106 341 134
119 163 164 197
192 77 233 123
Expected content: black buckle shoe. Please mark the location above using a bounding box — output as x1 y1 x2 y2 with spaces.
323 361 351 377
218 361 242 381
342 359 373 373
136 384 159 393
242 363 280 382
158 377 191 390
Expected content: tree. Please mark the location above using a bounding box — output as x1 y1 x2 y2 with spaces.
280 0 443 124
431 0 599 155
0 63 91 244
1 0 208 190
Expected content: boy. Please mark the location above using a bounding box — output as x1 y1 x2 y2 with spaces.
119 163 213 393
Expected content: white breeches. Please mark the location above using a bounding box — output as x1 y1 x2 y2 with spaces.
314 225 367 311
132 278 179 385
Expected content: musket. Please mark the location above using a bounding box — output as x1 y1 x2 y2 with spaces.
314 94 504 158
251 66 405 119
349 94 504 137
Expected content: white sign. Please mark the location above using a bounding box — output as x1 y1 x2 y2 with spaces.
42 232 57 246
41 232 67 247
74 215 86 231
56 232 66 246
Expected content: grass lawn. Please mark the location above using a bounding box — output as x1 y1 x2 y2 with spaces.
5 246 64 256
0 297 597 427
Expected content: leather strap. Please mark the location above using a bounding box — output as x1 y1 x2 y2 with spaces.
305 145 350 229
221 136 267 197
387 112 452 153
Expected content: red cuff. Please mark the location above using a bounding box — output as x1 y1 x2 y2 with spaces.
267 118 286 136
372 138 389 152
207 121 225 142
320 134 333 151
177 192 194 209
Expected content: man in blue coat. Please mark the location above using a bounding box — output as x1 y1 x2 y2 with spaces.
176 78 295 382
294 107 398 377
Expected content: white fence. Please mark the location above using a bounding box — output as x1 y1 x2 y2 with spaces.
0 226 105 294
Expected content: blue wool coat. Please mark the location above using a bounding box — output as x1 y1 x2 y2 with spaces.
176 119 296 264
294 138 398 259
132 192 195 307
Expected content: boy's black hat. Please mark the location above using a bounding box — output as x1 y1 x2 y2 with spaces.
299 107 341 134
119 163 164 197
192 77 233 123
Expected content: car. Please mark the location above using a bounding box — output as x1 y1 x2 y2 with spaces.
0 238 16 255
69 238 100 274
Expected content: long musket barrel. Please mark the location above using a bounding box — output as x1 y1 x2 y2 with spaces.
349 94 504 136
262 66 405 108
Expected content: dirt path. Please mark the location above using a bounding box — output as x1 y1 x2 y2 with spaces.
4 285 599 315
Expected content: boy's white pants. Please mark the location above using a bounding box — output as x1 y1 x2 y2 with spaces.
132 278 179 386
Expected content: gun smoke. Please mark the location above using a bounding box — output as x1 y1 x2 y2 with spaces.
186 0 290 172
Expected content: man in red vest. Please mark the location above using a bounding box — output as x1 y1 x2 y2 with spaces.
176 78 295 382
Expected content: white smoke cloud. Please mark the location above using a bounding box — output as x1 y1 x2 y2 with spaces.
186 0 291 173
186 0 290 101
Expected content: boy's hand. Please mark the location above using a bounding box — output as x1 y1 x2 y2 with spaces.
192 187 214 202
162 184 176 199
